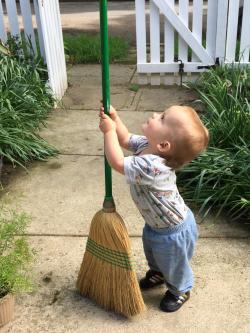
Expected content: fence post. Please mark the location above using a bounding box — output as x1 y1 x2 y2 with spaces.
226 0 240 62
135 0 147 84
215 0 228 63
206 0 218 59
150 0 160 85
178 0 189 62
192 0 203 62
37 0 57 97
5 0 20 37
36 0 67 100
164 0 174 63
0 1 7 42
20 0 37 55
240 1 250 63
44 1 62 99
163 0 176 85
34 0 46 60
54 0 68 92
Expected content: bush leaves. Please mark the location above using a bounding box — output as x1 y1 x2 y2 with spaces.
179 65 250 220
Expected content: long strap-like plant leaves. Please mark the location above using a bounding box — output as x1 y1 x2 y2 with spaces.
180 65 250 220
0 42 57 168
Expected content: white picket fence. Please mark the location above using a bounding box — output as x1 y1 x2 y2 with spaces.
0 0 67 99
135 0 250 85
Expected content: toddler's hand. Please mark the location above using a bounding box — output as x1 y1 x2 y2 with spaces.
99 104 118 121
109 105 118 121
99 112 116 133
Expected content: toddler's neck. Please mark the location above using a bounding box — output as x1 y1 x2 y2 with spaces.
138 146 159 156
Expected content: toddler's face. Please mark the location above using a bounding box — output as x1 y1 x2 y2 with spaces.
141 110 172 145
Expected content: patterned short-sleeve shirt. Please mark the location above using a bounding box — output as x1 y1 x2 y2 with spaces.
124 134 188 228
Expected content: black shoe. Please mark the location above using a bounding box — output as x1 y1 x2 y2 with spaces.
160 290 190 312
139 270 165 289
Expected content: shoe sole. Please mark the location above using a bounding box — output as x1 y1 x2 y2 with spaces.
140 281 165 290
160 294 190 312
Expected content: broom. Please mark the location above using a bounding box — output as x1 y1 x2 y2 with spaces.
76 0 145 317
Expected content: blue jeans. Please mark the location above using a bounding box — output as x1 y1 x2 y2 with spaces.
142 209 198 296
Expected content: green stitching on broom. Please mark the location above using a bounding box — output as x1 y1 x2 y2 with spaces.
86 238 134 270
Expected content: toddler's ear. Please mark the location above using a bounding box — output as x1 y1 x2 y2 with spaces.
157 141 171 153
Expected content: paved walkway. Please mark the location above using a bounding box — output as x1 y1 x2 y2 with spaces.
1 64 249 333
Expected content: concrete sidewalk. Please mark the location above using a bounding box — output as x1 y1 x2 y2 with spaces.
1 64 249 333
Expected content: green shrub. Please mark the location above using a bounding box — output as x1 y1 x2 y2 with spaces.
64 33 129 64
178 65 250 220
0 38 58 167
0 208 36 298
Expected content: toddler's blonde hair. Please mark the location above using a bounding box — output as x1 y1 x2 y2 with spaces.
164 106 209 170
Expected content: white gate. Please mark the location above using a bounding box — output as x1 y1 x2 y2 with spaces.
0 0 67 99
135 0 250 85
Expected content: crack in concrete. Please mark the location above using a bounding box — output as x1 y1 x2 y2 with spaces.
22 234 250 239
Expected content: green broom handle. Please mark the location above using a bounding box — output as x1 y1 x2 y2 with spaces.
99 0 114 207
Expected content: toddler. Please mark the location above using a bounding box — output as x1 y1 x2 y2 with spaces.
99 104 209 312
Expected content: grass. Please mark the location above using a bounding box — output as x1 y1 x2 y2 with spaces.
178 64 250 221
63 32 246 65
64 33 129 64
129 84 140 92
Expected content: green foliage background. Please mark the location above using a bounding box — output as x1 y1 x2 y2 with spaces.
0 209 36 298
0 37 58 168
178 65 250 221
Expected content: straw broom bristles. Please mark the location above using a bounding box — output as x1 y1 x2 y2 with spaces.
76 207 146 317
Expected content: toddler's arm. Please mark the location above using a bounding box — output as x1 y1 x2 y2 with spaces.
100 105 131 149
99 112 124 175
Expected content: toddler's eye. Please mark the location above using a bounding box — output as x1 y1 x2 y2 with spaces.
161 114 164 120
